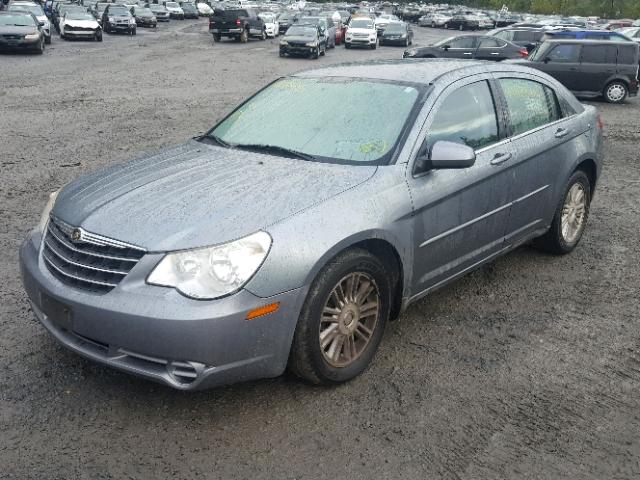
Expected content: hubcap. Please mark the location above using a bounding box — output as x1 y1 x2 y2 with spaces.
607 84 625 102
561 183 587 244
319 272 380 368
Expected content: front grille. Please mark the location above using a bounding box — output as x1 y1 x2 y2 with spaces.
65 25 97 32
42 217 145 294
1 34 24 40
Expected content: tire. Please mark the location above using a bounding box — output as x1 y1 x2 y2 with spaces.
213 33 221 42
404 38 408 47
320 44 325 56
288 248 391 385
370 42 376 49
431 21 435 28
36 38 44 53
535 170 591 255
260 29 266 40
444 23 448 29
312 47 319 59
239 28 248 43
604 81 628 104
131 28 136 35
96 32 103 42
459 24 463 31
45 35 51 45
345 42 350 49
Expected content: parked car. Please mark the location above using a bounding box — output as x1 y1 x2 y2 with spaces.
418 12 452 28
163 2 183 20
258 12 278 37
279 23 325 58
59 10 102 41
513 39 639 103
379 21 412 47
179 2 197 20
90 2 110 25
345 17 377 49
298 16 335 49
147 4 169 22
52 2 85 33
373 13 398 35
7 2 50 43
276 11 297 35
446 13 481 31
209 8 265 42
602 20 634 30
487 26 545 53
404 35 528 61
102 4 136 35
0 10 45 53
130 5 155 27
20 60 603 390
195 2 212 18
616 27 640 43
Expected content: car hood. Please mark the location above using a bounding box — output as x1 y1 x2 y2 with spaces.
65 19 99 27
52 140 377 252
348 27 375 34
284 34 315 42
0 25 36 35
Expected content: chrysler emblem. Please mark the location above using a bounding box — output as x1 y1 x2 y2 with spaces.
71 229 83 242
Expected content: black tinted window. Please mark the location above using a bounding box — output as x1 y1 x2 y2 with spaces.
499 79 561 136
479 38 501 48
513 31 536 42
428 81 499 150
547 44 581 62
617 45 638 65
581 45 617 64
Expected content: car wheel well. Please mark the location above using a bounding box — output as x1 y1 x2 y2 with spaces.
576 159 597 196
346 239 404 321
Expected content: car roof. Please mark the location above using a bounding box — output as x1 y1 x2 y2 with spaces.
544 38 636 45
293 59 537 85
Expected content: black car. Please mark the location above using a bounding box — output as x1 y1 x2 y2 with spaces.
209 8 265 42
276 11 297 35
130 6 156 28
404 35 529 61
0 11 46 53
279 24 326 59
487 26 545 53
446 13 480 31
179 2 197 20
52 2 84 33
513 39 639 103
102 4 135 35
379 22 412 47
147 4 169 22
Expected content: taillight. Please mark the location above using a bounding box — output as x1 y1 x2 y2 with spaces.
236 19 241 26
519 48 528 58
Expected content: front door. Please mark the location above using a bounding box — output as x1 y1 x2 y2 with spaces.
406 77 512 298
442 35 478 59
533 43 582 91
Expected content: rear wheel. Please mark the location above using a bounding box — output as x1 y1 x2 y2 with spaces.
431 21 435 27
535 170 591 255
36 38 45 53
288 249 391 384
213 33 221 42
370 41 376 49
45 35 51 44
312 47 319 59
239 28 248 43
260 28 266 40
604 81 628 104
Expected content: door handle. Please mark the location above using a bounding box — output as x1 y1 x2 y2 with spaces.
490 153 512 165
555 128 570 138
490 52 500 55
463 52 473 55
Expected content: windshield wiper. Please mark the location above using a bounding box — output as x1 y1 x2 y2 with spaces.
204 134 231 148
232 144 317 162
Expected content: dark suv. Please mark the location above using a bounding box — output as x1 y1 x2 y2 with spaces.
516 40 639 103
209 8 265 42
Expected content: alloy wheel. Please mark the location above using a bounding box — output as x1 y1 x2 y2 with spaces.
561 183 587 244
319 272 380 368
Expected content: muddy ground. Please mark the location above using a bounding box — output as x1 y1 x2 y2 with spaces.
1 18 639 480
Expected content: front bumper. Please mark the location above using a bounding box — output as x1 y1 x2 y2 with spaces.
381 37 407 45
0 36 41 49
345 37 376 46
136 18 157 27
20 232 307 390
107 22 135 31
63 29 100 38
280 44 316 56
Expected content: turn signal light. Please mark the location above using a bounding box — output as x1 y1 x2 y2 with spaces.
246 302 280 320
519 48 529 58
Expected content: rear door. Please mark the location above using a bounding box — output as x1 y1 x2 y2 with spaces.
475 37 510 61
576 44 618 93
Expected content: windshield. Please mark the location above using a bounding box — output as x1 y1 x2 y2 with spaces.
109 7 130 15
351 19 373 29
529 43 550 61
149 5 164 11
67 12 94 20
0 13 35 26
8 4 44 16
133 7 150 14
166 2 179 7
286 25 315 36
207 77 422 164
385 23 404 32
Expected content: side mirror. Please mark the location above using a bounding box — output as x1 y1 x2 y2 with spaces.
543 57 551 64
442 44 450 50
415 140 476 173
39 21 45 26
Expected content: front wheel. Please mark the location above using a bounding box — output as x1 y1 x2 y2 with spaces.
96 32 103 42
288 249 391 384
260 29 266 40
370 42 376 49
535 170 591 254
45 35 51 45
239 28 248 43
604 81 628 104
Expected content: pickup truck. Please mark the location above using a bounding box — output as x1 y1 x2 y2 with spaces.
209 8 265 42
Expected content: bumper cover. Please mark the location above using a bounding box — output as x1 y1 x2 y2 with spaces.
20 233 308 390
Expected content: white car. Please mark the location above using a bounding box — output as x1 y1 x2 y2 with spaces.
373 13 398 33
345 17 377 49
59 11 102 41
163 1 184 19
418 12 452 28
258 12 278 37
196 2 213 17
7 1 51 44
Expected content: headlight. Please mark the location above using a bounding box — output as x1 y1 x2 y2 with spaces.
147 231 272 300
129 18 135 24
405 49 417 57
36 191 59 233
279 40 288 45
401 34 407 38
305 41 317 47
25 32 40 40
108 16 115 22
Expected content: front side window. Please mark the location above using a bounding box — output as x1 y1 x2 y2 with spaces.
499 79 561 136
546 44 581 63
208 77 422 164
427 81 499 150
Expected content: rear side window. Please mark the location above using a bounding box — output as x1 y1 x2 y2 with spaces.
428 81 499 150
499 79 561 136
547 44 581 63
495 30 514 41
617 45 639 65
581 45 617 64
479 38 503 48
513 31 536 42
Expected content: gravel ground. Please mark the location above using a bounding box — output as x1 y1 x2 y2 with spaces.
1 19 639 480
